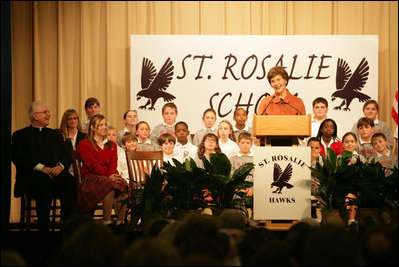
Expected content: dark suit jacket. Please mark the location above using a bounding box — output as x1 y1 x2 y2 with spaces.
11 126 72 197
65 130 87 151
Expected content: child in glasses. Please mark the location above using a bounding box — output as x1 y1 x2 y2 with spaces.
194 133 222 168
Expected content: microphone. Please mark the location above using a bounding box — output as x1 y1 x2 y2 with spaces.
260 95 275 115
280 98 303 115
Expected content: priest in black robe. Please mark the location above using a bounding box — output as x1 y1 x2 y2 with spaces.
12 101 78 231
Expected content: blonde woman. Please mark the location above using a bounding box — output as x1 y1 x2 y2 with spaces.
77 114 128 226
59 109 87 151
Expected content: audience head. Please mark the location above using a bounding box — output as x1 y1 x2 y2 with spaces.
174 121 190 144
312 97 329 120
202 108 217 129
362 99 379 120
317 118 338 140
173 214 225 264
84 97 100 119
29 101 51 127
342 132 358 153
123 237 181 266
218 120 236 142
371 132 388 153
52 219 125 266
302 225 364 265
218 209 246 231
162 102 178 126
121 132 138 152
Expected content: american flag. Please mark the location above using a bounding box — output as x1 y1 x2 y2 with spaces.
392 89 398 125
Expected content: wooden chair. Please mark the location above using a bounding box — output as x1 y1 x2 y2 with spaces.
125 150 164 190
19 151 81 231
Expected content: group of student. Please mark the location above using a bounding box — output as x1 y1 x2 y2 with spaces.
306 98 398 171
56 93 398 227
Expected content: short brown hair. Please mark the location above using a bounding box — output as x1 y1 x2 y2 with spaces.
162 102 178 114
158 133 176 146
238 132 252 142
371 132 386 142
363 100 378 111
357 117 374 128
84 97 100 109
267 66 289 85
121 132 138 145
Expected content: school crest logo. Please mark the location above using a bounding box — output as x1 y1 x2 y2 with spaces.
331 57 371 111
137 57 175 111
270 163 293 194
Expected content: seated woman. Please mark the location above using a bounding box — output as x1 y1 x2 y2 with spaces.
59 109 87 151
77 114 128 226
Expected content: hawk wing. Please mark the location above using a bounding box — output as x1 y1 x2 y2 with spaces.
141 58 157 89
273 163 282 182
341 57 369 93
147 57 174 93
276 163 293 184
336 58 352 90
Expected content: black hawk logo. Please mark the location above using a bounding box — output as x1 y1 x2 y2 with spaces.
137 57 175 111
331 58 370 111
271 163 293 194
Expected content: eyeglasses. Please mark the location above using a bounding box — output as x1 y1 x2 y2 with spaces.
204 139 216 144
67 117 78 121
35 110 50 115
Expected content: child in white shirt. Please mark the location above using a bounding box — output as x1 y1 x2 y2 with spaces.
174 121 197 163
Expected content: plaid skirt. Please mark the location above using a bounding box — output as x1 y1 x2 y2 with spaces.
78 175 128 212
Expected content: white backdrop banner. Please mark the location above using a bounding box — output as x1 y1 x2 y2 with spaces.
253 146 311 220
131 35 378 138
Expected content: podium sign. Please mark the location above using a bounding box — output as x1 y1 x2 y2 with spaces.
253 146 311 220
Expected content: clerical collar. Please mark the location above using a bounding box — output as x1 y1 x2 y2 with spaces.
31 125 46 132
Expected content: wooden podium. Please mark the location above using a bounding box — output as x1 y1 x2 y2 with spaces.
253 114 311 147
253 114 312 230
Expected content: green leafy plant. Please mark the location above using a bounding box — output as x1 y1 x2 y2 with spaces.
310 148 357 213
202 153 254 215
349 161 398 209
122 165 171 230
161 158 210 219
384 166 398 209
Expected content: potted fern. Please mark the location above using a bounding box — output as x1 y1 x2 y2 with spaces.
310 148 357 225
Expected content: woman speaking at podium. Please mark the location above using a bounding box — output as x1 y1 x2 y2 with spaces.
257 66 306 116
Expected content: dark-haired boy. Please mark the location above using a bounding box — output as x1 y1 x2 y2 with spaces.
356 117 376 159
174 122 197 163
